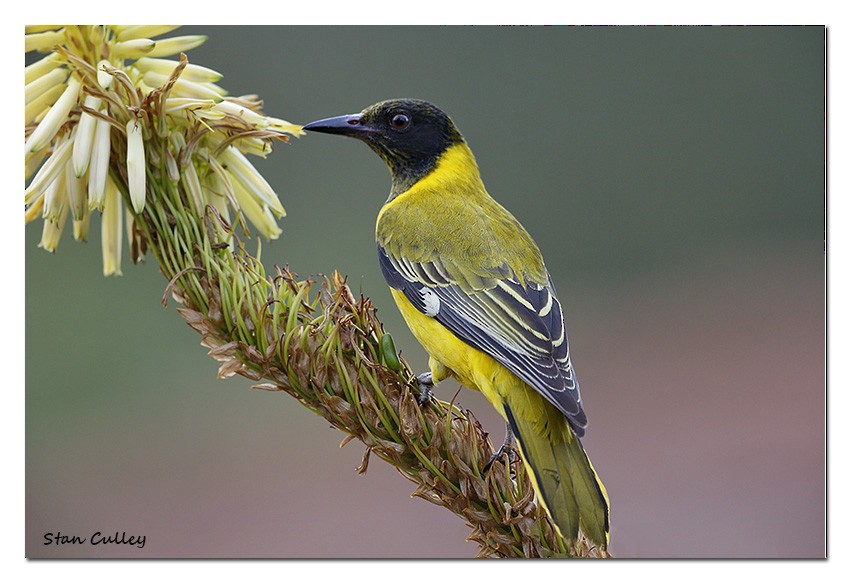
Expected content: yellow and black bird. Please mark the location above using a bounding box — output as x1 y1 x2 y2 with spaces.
303 99 609 549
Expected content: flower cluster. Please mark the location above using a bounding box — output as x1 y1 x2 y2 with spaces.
24 25 302 275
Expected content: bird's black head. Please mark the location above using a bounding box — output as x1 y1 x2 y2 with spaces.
303 99 465 193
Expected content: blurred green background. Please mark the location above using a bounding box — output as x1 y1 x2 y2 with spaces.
26 26 824 558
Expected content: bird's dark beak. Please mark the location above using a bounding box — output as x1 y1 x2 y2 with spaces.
302 114 375 139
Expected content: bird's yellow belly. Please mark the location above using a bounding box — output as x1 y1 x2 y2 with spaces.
390 288 512 416
390 288 569 436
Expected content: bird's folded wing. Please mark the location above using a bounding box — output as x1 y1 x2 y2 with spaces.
378 244 587 435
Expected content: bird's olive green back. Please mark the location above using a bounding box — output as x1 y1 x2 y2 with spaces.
376 142 549 291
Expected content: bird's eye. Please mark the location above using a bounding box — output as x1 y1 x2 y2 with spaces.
390 113 410 130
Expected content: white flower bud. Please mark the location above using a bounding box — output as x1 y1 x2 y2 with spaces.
126 120 147 213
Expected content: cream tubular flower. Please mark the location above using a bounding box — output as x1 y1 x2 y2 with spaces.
231 178 282 240
38 203 68 253
134 57 222 83
72 95 102 177
25 84 64 127
164 98 220 118
41 162 67 222
25 197 45 224
115 25 180 41
24 137 72 206
142 71 225 101
180 157 205 215
204 169 232 224
205 154 241 213
96 60 115 91
126 119 147 213
38 160 70 253
25 28 65 52
101 180 123 276
219 145 285 217
25 25 63 34
25 78 81 153
25 68 67 105
73 202 91 242
112 39 156 59
25 53 61 85
211 100 268 126
144 35 207 58
87 117 112 211
211 101 304 138
65 161 88 239
266 117 306 136
234 136 272 158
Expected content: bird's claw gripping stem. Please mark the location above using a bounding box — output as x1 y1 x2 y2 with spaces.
416 372 434 405
483 422 517 472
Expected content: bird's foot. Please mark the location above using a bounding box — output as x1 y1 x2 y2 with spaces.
483 443 518 473
483 422 517 472
416 372 434 406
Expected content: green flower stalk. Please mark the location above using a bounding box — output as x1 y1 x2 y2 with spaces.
24 26 608 558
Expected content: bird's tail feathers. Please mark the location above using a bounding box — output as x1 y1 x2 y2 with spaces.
504 403 610 549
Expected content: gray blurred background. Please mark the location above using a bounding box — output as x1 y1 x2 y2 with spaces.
26 26 824 558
